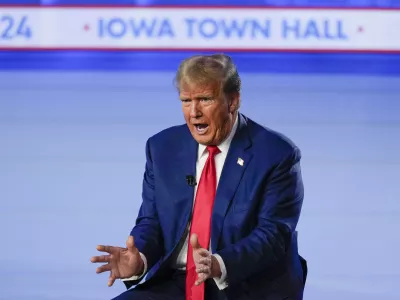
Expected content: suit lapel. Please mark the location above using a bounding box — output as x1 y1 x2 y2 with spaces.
174 131 198 205
160 127 198 233
211 114 253 252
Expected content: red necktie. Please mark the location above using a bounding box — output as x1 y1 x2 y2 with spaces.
186 145 220 300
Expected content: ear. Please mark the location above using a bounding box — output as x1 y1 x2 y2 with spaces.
228 92 240 113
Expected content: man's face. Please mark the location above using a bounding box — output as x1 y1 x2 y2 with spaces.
179 80 239 146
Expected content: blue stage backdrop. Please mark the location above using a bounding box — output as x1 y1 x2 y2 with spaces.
1 70 400 300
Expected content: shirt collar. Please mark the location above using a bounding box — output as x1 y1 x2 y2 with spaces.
198 113 239 158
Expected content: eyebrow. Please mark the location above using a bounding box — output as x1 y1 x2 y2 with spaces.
180 94 214 100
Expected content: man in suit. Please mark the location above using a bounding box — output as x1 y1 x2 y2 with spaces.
91 54 307 300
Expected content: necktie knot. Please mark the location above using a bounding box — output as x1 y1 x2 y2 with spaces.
207 145 220 158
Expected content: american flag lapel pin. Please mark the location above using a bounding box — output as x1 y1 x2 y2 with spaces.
237 157 244 166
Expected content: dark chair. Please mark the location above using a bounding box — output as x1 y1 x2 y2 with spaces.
299 255 308 286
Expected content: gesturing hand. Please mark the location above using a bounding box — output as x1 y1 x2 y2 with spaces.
190 234 222 286
90 235 144 287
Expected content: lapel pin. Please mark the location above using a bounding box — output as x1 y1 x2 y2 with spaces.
237 157 244 166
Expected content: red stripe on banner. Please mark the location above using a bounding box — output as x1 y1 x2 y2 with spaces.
1 47 400 54
0 5 399 10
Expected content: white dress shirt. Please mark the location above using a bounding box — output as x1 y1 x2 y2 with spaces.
124 115 238 290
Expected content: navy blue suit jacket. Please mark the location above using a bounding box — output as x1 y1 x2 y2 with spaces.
126 113 307 299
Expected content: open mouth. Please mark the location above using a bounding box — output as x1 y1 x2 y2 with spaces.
194 124 209 134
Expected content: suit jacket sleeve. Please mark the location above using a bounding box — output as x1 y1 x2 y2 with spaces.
124 138 164 288
216 146 304 287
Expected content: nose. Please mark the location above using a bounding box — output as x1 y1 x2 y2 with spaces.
189 101 201 118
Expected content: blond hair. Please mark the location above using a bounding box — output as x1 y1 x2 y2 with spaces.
174 53 241 97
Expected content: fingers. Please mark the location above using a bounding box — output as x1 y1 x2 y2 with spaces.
96 244 116 254
90 254 111 263
196 265 211 274
126 235 136 252
108 275 116 287
195 256 212 274
193 250 212 285
195 273 208 286
95 263 112 274
197 256 211 266
194 249 210 260
190 233 201 250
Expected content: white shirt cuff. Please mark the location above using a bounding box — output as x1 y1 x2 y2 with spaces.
121 252 147 281
212 254 228 290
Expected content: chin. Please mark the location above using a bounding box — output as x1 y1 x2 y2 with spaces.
191 133 212 145
195 137 211 145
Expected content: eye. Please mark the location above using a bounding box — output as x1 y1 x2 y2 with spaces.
181 99 191 103
200 97 213 102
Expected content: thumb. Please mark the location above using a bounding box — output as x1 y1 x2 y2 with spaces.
126 235 135 251
190 233 201 250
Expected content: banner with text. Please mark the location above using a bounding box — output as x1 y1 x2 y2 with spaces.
0 7 399 51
